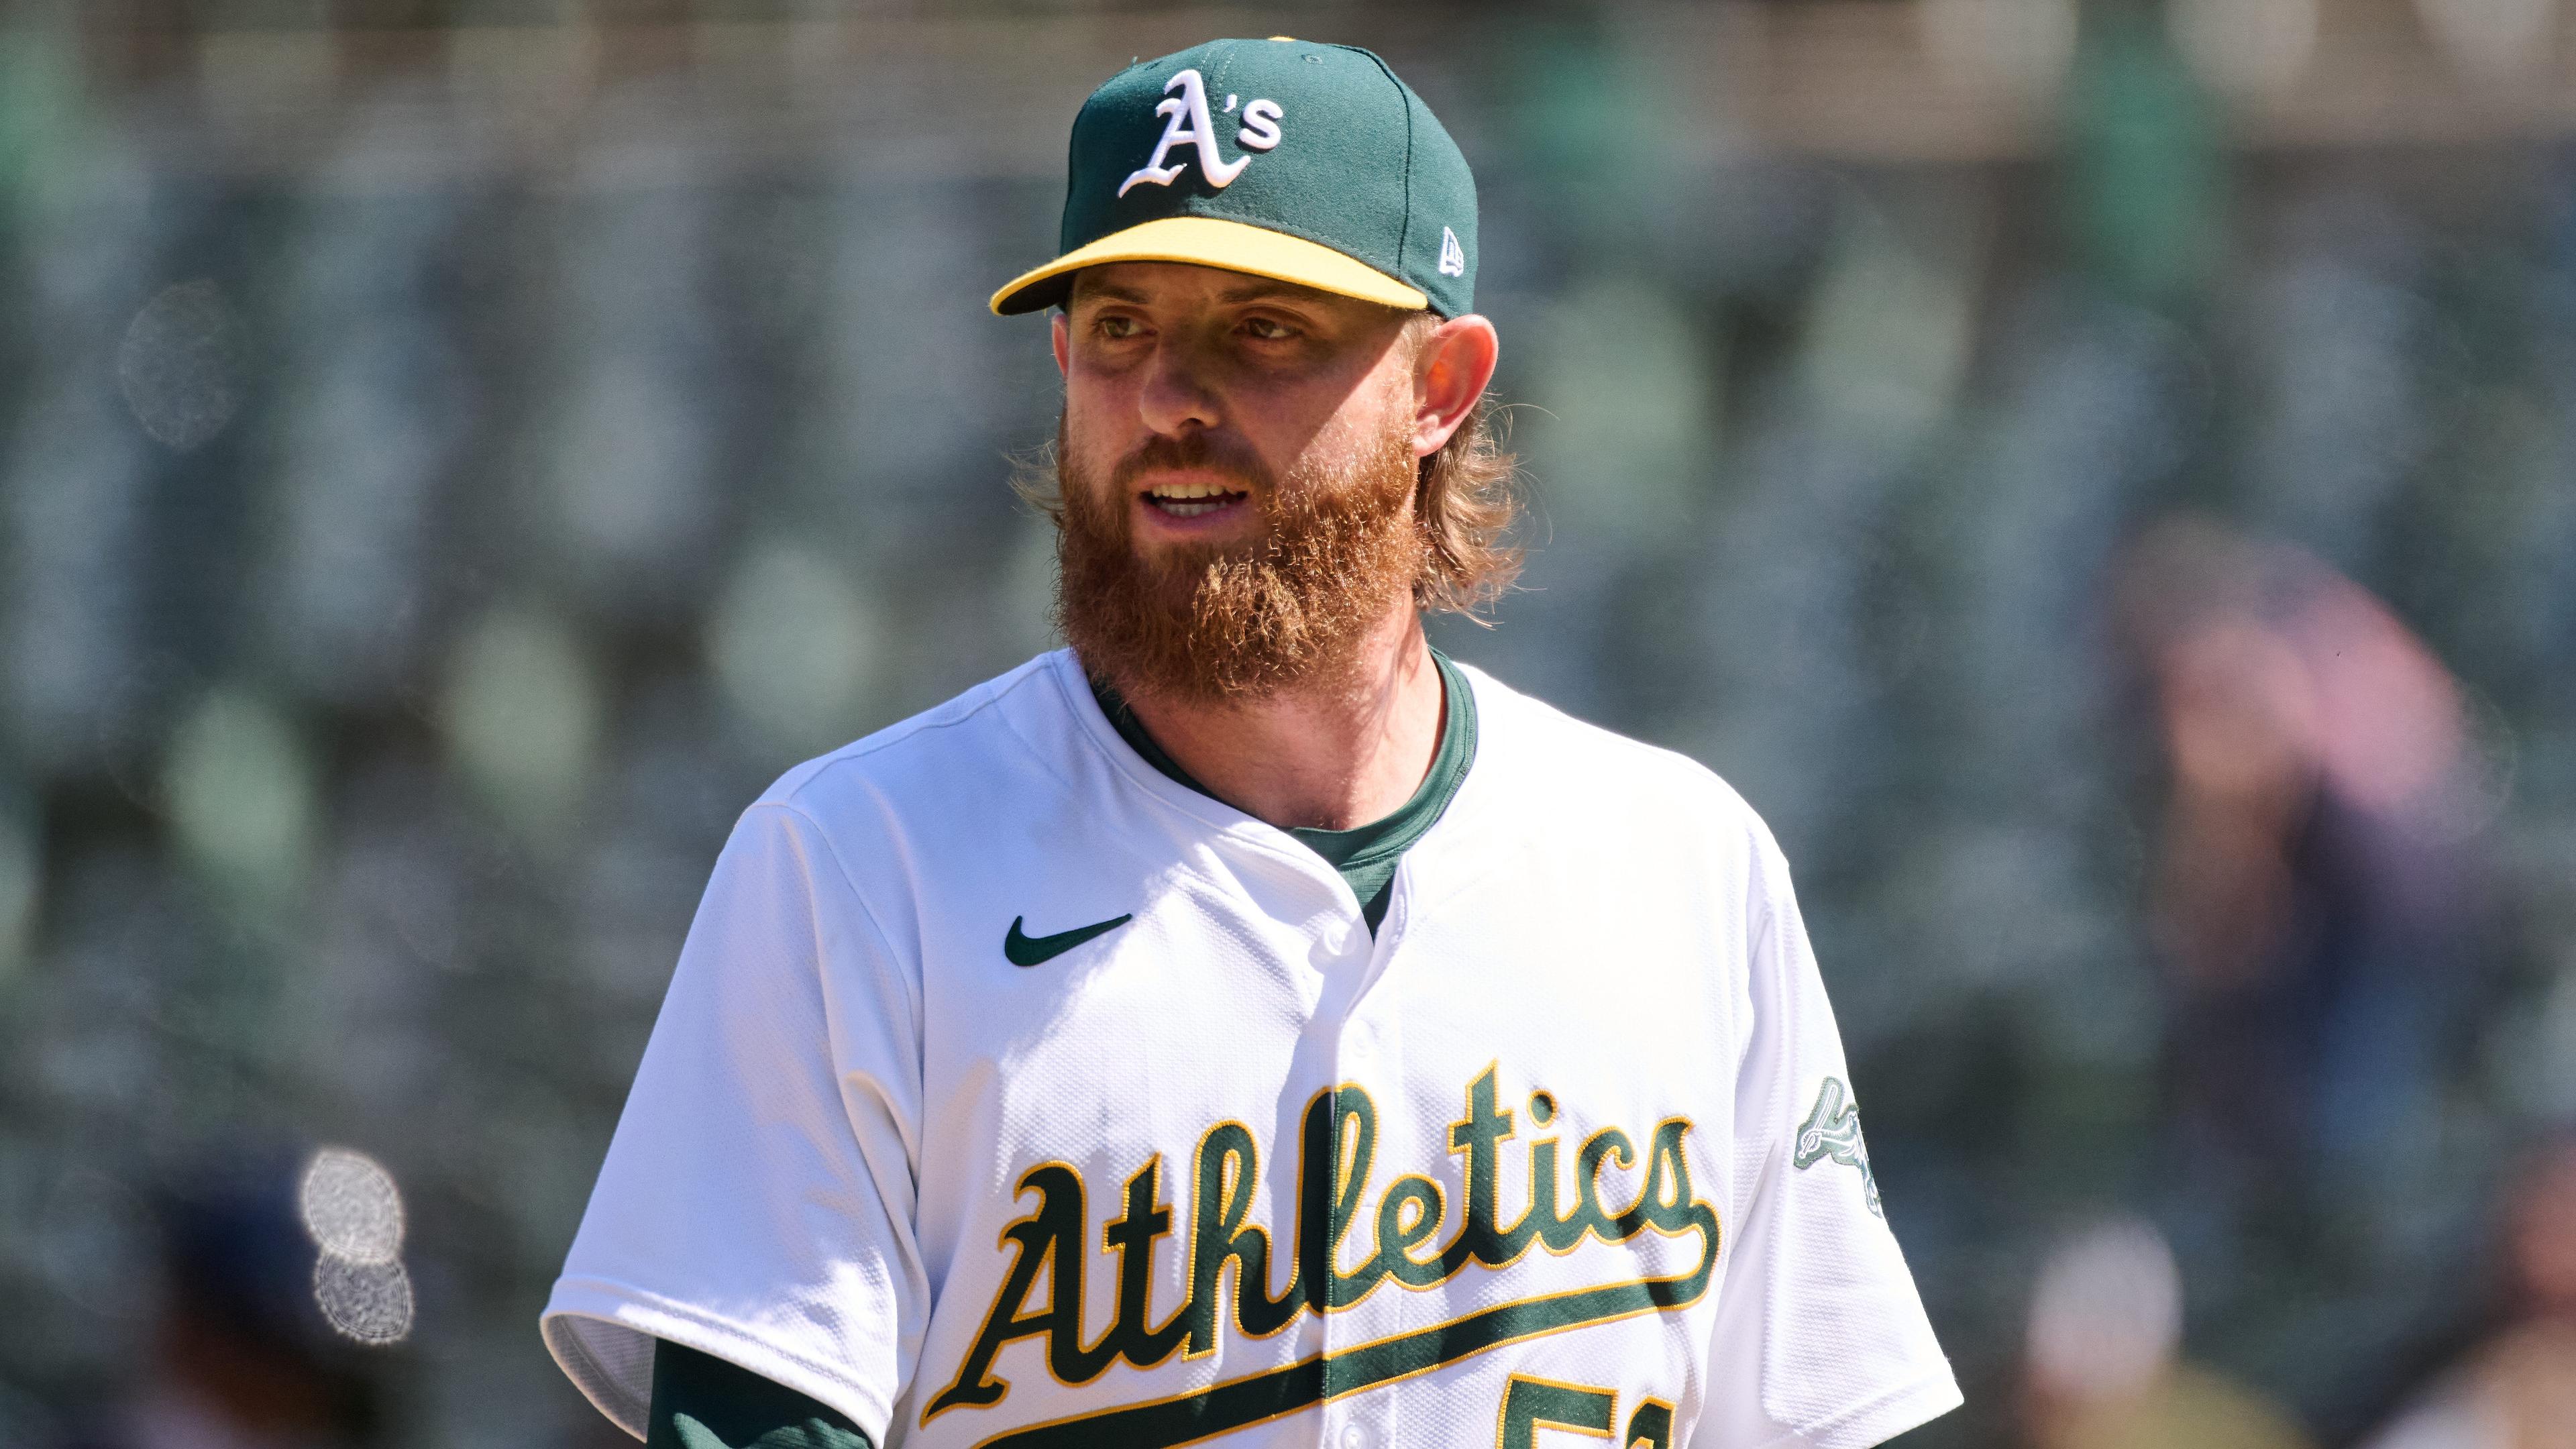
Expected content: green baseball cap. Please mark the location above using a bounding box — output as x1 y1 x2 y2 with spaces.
991 38 1479 319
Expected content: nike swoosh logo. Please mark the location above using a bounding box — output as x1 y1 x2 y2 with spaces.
1004 913 1133 967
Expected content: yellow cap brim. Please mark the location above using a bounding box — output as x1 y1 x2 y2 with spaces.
989 216 1428 317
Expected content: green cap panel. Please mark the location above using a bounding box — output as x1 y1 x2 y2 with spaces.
1014 38 1478 317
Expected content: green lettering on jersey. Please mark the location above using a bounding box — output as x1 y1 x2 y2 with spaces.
922 1069 1723 1442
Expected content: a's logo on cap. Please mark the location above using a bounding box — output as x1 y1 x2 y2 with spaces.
1119 68 1284 198
1438 226 1467 278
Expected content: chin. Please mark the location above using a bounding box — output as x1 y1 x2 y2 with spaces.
1132 519 1265 566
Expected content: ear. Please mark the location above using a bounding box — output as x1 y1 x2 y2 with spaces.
1411 314 1500 459
1051 311 1071 377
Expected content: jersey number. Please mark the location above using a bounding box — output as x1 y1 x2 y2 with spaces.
1496 1375 1673 1449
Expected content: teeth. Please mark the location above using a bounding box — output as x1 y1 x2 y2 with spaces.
1146 480 1239 499
1158 499 1230 518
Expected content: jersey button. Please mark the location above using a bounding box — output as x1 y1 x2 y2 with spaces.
1338 1420 1378 1449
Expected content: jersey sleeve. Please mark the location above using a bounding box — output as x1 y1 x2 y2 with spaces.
651 1340 875 1449
542 802 928 1443
1691 821 1962 1449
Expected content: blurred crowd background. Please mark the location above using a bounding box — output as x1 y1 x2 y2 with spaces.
3 1 2575 1446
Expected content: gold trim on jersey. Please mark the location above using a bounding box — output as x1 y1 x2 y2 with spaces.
922 1066 1722 1444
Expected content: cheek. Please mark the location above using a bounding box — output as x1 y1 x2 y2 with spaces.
1061 395 1130 485
1301 371 1417 461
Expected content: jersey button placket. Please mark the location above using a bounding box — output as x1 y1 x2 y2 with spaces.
1324 867 1402 1449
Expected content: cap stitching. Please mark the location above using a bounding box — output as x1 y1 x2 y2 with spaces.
1339 44 1418 290
1059 98 1093 254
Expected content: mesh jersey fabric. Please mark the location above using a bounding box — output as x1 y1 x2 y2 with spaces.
541 649 1960 1447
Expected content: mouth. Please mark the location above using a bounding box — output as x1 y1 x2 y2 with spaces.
1138 477 1252 521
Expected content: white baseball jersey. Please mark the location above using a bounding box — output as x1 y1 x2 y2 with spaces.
541 649 1960 1448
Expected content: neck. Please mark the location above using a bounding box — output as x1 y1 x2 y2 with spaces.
1108 607 1443 831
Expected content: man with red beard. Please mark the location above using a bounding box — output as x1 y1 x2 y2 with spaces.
542 39 1957 1449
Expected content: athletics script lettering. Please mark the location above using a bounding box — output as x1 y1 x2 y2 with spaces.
924 1067 1722 1448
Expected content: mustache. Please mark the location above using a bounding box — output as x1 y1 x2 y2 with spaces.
1110 431 1276 495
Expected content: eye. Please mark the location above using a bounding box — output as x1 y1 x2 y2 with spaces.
1093 313 1144 340
1240 315 1299 341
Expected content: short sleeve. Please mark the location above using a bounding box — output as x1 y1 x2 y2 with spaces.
542 802 928 1443
1692 824 1961 1449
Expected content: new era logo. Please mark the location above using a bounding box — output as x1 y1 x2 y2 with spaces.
1438 226 1466 278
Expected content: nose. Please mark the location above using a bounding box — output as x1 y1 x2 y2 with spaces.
1136 333 1222 438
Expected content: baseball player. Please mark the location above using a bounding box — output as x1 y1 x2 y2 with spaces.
543 38 1960 1449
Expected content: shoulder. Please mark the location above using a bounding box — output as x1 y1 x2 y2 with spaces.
692 652 1099 963
746 650 1085 845
1457 659 1778 856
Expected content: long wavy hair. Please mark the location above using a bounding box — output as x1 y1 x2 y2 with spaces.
1409 390 1521 616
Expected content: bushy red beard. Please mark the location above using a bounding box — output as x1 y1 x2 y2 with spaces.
1052 416 1428 704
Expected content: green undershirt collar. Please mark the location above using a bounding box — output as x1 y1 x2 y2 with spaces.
1089 650 1477 933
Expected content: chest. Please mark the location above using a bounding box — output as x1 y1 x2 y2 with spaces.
890 839 1750 1447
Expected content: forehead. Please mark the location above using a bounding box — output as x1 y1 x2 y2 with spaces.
1067 261 1395 317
